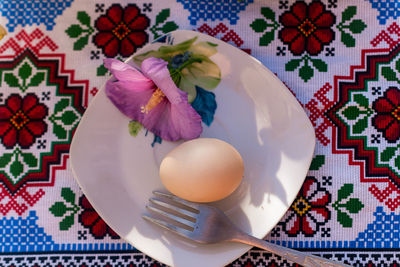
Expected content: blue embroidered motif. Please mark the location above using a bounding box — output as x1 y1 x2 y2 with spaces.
176 0 254 25
0 211 135 252
368 0 400 24
0 0 74 32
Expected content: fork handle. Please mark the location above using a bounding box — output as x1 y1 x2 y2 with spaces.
232 233 350 267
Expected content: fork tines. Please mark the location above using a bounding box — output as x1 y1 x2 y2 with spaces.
143 191 199 237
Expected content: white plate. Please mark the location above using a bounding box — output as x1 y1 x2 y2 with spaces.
70 30 315 267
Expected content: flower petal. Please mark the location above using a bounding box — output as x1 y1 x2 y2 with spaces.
106 5 123 25
312 29 335 44
384 120 400 143
285 213 301 236
280 12 301 27
373 98 395 113
141 57 202 140
372 114 394 131
386 87 400 107
80 211 99 226
120 37 135 57
308 1 324 21
127 31 148 47
279 28 301 43
104 59 154 89
127 15 150 31
18 127 34 148
306 34 323 55
22 94 38 113
6 95 22 113
0 106 12 119
179 76 197 103
291 2 307 22
95 16 115 31
123 4 139 24
313 12 335 27
0 122 11 135
181 57 221 91
80 196 94 209
91 218 108 238
289 34 306 55
302 215 316 236
2 127 17 148
26 104 48 120
189 41 218 57
93 32 115 47
25 121 47 136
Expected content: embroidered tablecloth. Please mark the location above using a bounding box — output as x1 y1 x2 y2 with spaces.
0 0 400 266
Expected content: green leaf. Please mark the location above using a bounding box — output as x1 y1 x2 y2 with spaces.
97 64 108 76
259 31 275 46
353 94 369 108
353 116 368 134
337 209 353 227
18 62 32 80
309 155 325 171
341 32 356 47
343 106 361 120
77 11 91 27
128 121 143 137
345 198 364 214
66 24 83 38
382 66 398 82
53 123 67 139
54 98 69 113
396 59 400 73
381 146 398 162
342 6 357 22
59 213 75 231
61 188 76 204
261 7 275 21
337 184 353 202
4 73 20 87
49 202 67 217
250 18 268 33
285 59 302 71
156 9 170 25
0 153 12 168
73 35 89 51
348 19 367 34
21 153 37 167
310 58 328 72
395 155 400 170
28 72 45 87
10 159 24 177
61 110 78 126
161 21 179 33
299 63 314 82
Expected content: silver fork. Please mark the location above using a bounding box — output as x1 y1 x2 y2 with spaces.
143 191 350 267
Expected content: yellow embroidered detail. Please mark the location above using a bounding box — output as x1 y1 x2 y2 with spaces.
292 196 311 216
10 110 29 130
141 88 165 114
393 106 400 121
298 19 316 37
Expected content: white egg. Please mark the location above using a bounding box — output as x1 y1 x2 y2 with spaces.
159 138 244 202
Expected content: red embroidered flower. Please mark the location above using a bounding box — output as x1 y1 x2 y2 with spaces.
282 176 330 237
279 1 335 56
79 195 120 239
0 94 48 149
372 87 400 143
93 4 150 57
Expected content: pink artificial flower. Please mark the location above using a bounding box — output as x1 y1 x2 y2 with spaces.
104 57 202 141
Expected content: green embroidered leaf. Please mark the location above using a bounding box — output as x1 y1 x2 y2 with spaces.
345 198 364 214
353 94 369 108
341 32 356 47
59 213 75 231
49 202 67 217
250 18 268 33
77 11 91 27
161 21 179 33
97 64 108 76
310 58 327 72
21 153 37 168
61 188 75 204
337 209 352 227
299 64 314 82
261 7 275 21
54 98 69 113
4 73 20 87
285 59 302 71
66 24 83 38
53 123 67 139
353 116 368 134
128 121 143 137
396 59 400 73
337 184 353 202
73 35 89 51
341 6 357 22
381 146 398 162
155 9 170 25
19 62 32 80
348 19 367 34
395 155 400 170
309 155 325 171
10 159 24 177
259 31 274 46
382 66 398 82
28 72 45 87
61 110 78 126
0 153 12 168
343 106 360 120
